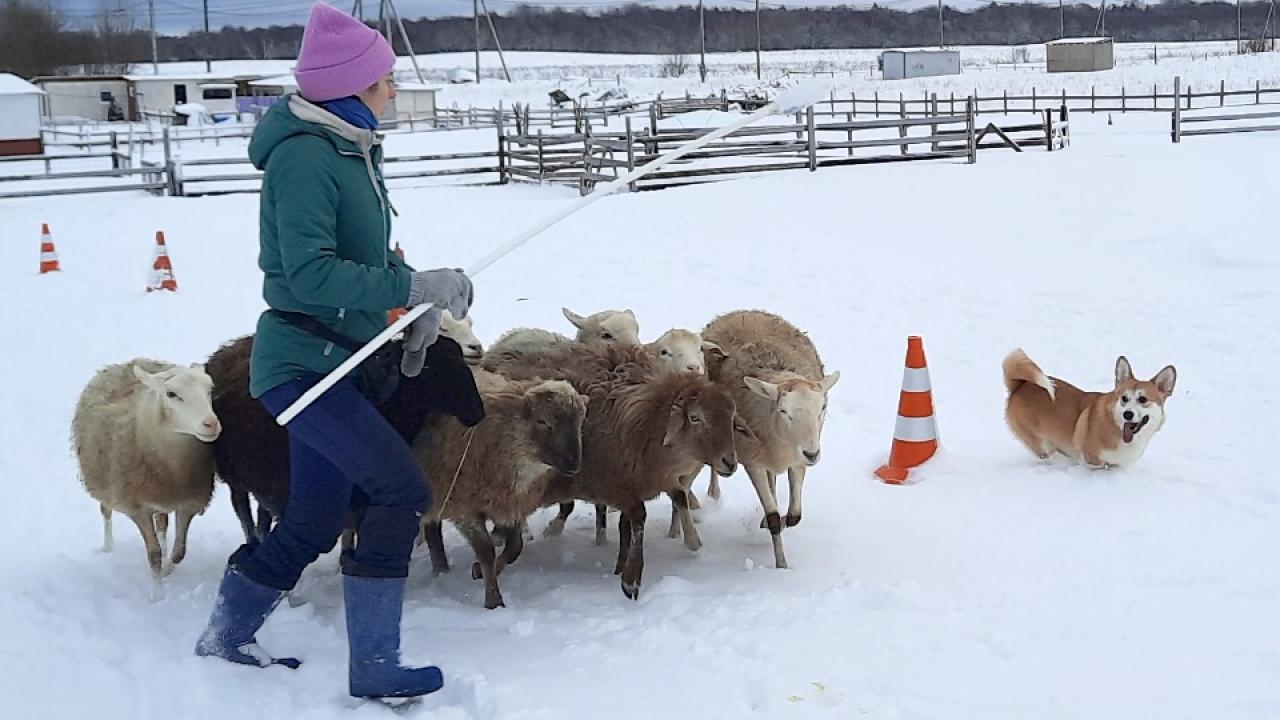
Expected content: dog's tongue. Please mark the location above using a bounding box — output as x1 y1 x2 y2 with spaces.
1123 422 1139 443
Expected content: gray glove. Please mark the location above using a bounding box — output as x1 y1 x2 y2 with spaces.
407 268 473 321
400 306 442 378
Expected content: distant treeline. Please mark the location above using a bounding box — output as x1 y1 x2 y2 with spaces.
4 0 1277 78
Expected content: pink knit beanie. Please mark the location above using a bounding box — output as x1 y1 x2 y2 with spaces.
293 2 396 102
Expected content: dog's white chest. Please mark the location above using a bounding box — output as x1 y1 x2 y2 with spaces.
1099 434 1153 467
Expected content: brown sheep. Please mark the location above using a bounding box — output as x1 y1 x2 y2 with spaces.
545 364 752 600
702 310 840 570
71 359 222 579
415 380 588 609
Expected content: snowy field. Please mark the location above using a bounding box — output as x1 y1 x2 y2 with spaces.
3 104 1280 719
105 42 1280 113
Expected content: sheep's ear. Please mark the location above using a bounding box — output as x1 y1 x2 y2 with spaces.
820 371 840 393
701 341 727 360
132 364 162 390
662 401 686 447
1115 356 1134 387
623 309 636 320
743 376 779 403
1151 365 1177 395
562 307 587 329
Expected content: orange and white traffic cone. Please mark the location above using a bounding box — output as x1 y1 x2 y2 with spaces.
875 336 939 485
388 242 408 325
147 231 178 292
39 223 61 274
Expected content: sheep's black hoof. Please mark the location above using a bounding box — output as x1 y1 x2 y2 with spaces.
621 582 640 601
483 594 505 610
471 563 483 580
785 513 802 528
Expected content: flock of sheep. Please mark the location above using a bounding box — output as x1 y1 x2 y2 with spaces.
71 306 839 605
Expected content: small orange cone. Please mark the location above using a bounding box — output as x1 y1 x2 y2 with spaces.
147 231 178 292
875 336 939 484
387 242 408 325
39 223 61 274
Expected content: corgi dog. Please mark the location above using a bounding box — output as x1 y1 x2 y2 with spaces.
1003 349 1177 468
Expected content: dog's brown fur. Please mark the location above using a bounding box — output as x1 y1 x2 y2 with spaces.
1003 349 1177 467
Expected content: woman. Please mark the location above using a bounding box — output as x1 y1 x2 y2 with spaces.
193 2 472 701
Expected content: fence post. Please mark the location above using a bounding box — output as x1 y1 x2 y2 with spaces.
1257 80 1262 105
496 114 508 184
162 127 175 196
806 106 817 171
875 91 880 118
846 108 854 157
898 98 908 156
1121 86 1127 113
851 90 857 118
930 93 939 152
1061 105 1070 147
1220 79 1226 107
1172 76 1182 144
535 129 545 183
966 97 976 165
1043 109 1052 152
110 132 120 170
625 116 636 192
1032 86 1037 111
1153 83 1158 111
1004 89 1008 116
1091 86 1096 114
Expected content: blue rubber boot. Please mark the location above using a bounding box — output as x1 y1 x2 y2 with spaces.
344 575 444 699
195 565 300 669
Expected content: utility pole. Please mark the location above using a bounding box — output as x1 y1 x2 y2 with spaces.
203 0 211 73
1059 0 1064 38
938 0 944 48
474 0 481 83
386 0 425 85
147 0 158 73
754 0 761 80
699 0 707 83
1237 0 1243 53
479 0 511 82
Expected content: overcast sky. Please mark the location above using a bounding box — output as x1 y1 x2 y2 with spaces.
55 0 1076 34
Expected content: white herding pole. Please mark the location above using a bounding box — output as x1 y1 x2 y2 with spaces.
274 83 832 427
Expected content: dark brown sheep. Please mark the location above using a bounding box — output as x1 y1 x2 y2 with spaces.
415 379 588 609
206 333 485 543
546 365 753 600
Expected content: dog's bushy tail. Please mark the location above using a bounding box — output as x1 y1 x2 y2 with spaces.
1003 348 1056 401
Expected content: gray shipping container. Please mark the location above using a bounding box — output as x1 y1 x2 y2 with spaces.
880 50 961 80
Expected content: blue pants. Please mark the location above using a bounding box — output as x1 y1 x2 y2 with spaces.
232 375 431 591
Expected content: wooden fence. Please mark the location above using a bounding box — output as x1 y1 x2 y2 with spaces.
817 81 1280 120
1171 77 1280 142
502 101 999 193
0 144 165 199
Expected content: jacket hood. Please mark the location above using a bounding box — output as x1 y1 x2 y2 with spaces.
248 94 382 170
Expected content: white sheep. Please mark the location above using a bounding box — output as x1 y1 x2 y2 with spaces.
441 311 484 366
71 359 221 578
701 310 839 569
486 307 641 359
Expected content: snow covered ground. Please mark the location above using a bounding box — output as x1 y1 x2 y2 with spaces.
122 42 1280 113
2 107 1279 719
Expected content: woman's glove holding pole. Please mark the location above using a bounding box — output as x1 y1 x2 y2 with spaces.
401 268 473 378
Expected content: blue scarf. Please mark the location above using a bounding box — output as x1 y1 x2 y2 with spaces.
317 96 378 130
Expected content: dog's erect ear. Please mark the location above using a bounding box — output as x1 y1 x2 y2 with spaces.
1151 365 1177 395
1115 356 1134 387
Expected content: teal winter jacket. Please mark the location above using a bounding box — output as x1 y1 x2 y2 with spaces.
246 95 415 398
